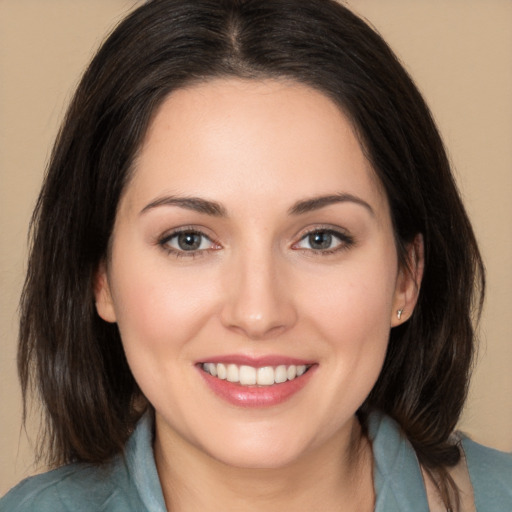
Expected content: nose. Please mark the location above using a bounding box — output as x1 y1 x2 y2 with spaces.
220 249 297 340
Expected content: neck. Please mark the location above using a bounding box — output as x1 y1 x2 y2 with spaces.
154 416 374 512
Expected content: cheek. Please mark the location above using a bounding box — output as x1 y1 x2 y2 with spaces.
107 254 225 418
295 247 397 390
299 249 397 337
108 250 221 359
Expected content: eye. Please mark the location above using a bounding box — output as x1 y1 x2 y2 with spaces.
159 229 218 255
293 229 353 253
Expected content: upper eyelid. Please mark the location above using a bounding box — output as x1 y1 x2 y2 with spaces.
294 225 352 240
158 226 214 242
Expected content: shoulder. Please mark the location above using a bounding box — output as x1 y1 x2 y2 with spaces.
0 456 141 512
1 413 163 512
461 436 512 510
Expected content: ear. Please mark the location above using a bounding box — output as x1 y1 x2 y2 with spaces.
391 234 424 327
94 260 117 323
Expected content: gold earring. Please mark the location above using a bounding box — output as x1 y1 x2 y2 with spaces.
397 308 404 320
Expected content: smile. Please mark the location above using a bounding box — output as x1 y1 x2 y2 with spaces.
202 363 309 386
198 356 316 407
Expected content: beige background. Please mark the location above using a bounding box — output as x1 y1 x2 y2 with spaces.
1 0 511 495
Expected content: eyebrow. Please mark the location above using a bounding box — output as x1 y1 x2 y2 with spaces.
288 193 375 216
140 192 374 218
140 195 227 217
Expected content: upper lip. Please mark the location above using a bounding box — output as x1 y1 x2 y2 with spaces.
197 354 315 367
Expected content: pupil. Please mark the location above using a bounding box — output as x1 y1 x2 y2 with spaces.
178 232 201 250
309 231 331 249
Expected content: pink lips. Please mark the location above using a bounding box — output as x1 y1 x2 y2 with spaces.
197 355 316 408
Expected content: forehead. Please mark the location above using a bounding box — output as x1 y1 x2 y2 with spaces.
123 78 387 217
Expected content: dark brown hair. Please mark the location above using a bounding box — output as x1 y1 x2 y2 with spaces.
19 0 484 508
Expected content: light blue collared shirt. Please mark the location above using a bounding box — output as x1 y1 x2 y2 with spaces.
2 412 511 511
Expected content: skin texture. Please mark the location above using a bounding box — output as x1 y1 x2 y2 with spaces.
95 78 423 511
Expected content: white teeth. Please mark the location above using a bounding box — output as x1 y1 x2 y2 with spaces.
217 363 227 380
275 365 288 384
256 366 275 386
226 364 239 383
239 365 257 385
202 362 310 386
204 362 217 377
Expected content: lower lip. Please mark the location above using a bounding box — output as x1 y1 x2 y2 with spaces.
198 366 316 408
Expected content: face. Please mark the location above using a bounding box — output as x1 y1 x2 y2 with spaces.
96 78 421 469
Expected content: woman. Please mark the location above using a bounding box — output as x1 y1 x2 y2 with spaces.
1 0 511 511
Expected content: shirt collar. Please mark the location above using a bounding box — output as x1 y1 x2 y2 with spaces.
125 410 429 512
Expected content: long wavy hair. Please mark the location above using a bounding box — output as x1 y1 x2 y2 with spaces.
19 0 484 509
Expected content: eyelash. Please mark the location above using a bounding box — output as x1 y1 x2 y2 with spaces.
157 227 220 259
157 226 355 259
292 227 355 256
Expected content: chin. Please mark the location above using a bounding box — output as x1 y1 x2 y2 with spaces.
195 426 317 470
209 445 304 470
